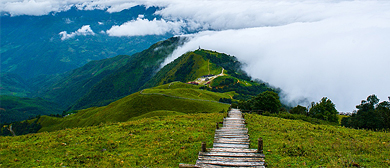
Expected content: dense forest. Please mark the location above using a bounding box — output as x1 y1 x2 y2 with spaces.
0 95 62 124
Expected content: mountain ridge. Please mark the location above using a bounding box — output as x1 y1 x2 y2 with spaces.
69 36 186 110
0 45 276 134
1 5 168 79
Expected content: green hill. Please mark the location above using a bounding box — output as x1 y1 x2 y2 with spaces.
69 37 185 110
1 37 185 119
0 95 62 124
69 47 261 111
0 47 275 135
143 49 245 88
35 55 134 109
142 49 276 101
1 112 388 167
35 82 231 132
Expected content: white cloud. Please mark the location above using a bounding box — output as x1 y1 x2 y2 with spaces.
1 0 144 16
106 2 137 13
1 0 63 16
59 25 95 40
106 16 184 36
65 18 73 24
161 0 390 112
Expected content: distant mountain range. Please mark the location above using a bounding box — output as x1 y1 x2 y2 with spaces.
1 5 171 86
1 36 185 123
0 37 277 134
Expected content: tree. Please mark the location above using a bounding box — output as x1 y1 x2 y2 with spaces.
290 105 308 115
377 98 390 129
308 97 338 123
355 95 383 129
250 91 281 113
238 100 252 111
342 95 390 130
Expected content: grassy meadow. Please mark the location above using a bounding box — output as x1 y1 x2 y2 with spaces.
2 110 389 167
245 113 390 167
0 112 226 167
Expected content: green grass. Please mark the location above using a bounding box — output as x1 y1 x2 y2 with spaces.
2 111 389 167
245 114 390 167
263 112 339 126
152 81 201 90
129 110 186 121
211 75 254 87
141 87 235 102
36 83 230 132
0 112 226 167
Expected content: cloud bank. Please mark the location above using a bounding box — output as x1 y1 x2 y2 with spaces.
1 0 147 16
106 16 184 36
59 25 95 40
158 0 390 112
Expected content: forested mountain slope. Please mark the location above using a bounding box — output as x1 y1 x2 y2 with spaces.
69 37 185 110
35 55 134 109
0 95 62 124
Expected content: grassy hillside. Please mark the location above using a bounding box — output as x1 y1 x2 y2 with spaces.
142 51 223 88
142 48 254 90
245 114 390 167
128 110 186 121
36 82 230 132
36 55 133 109
0 95 62 124
70 36 185 110
141 87 235 102
193 49 251 81
0 112 226 167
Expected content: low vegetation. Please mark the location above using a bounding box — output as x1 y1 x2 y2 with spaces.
0 113 226 167
2 111 388 167
141 87 235 102
245 113 390 167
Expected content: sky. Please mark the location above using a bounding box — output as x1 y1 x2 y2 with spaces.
2 0 390 112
